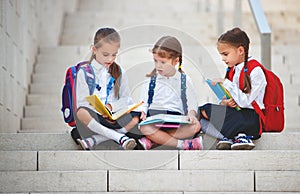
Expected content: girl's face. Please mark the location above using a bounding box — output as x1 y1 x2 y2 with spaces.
93 41 120 68
217 42 244 68
153 53 178 77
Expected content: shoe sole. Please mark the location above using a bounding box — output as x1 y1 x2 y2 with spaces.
197 136 203 150
231 143 255 150
216 142 232 150
138 139 147 150
123 139 137 150
77 139 89 150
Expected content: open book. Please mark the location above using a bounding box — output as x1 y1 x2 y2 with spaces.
206 79 241 111
86 94 143 120
138 114 190 128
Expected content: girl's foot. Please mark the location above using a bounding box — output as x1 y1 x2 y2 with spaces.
119 136 137 150
182 136 203 150
138 137 155 150
216 137 233 150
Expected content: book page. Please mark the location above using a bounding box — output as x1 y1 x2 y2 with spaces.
86 94 143 120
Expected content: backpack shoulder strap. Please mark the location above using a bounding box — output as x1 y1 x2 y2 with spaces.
147 75 156 107
80 63 96 95
147 73 188 114
181 73 188 115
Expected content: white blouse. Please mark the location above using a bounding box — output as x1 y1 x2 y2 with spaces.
139 71 198 115
76 59 133 113
223 58 267 109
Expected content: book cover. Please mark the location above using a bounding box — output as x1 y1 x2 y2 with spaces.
86 94 143 120
206 79 241 111
138 114 190 127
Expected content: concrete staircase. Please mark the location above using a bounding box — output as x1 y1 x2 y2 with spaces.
1 0 300 193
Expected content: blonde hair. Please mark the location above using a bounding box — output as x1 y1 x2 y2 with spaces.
147 36 184 77
89 28 121 98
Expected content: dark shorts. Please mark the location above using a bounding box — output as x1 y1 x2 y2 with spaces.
199 103 260 139
76 107 141 138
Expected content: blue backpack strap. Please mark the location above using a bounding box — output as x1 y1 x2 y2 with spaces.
147 73 188 114
181 73 188 115
147 75 156 107
80 64 96 95
105 77 115 104
105 68 122 104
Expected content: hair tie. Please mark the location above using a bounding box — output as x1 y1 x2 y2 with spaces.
178 64 182 69
244 68 248 73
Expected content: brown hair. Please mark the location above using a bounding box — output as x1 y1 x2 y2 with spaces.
218 27 251 93
89 28 121 98
147 36 183 77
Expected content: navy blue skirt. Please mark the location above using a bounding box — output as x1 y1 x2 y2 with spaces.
199 103 260 139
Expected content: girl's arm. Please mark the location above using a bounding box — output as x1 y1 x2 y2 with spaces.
223 66 266 108
186 76 199 114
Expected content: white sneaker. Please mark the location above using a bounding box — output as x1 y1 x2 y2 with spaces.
231 133 255 150
119 136 137 150
216 137 233 150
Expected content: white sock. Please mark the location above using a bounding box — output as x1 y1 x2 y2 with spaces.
87 118 124 142
176 140 184 149
91 135 109 145
117 127 128 134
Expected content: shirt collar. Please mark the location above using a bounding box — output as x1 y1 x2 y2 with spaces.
91 59 108 72
235 56 253 72
156 70 181 80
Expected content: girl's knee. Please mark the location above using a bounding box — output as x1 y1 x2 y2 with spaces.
140 125 157 136
77 108 92 126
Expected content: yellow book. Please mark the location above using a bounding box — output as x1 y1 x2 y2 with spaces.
86 94 144 120
206 79 241 111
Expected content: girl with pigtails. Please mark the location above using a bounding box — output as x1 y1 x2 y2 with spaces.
138 36 203 150
199 27 267 150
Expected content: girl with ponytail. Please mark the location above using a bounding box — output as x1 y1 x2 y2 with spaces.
76 28 140 150
199 27 267 150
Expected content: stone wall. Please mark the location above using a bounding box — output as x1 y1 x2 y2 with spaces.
0 0 77 132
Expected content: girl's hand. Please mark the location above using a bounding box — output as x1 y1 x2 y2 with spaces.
220 96 237 108
106 103 112 111
140 111 146 121
187 112 198 125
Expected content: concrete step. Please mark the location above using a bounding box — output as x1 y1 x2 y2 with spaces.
29 83 62 94
1 169 298 193
1 132 299 151
21 117 68 132
27 94 61 106
1 150 300 192
24 105 61 117
0 170 106 193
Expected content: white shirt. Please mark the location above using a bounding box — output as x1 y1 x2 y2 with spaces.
139 71 198 114
223 58 266 109
76 59 133 113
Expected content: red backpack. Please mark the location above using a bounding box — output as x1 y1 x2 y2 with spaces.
239 59 285 134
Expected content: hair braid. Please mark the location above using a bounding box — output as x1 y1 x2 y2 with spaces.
242 43 251 94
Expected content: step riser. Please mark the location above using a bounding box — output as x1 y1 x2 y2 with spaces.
0 171 106 193
1 132 300 151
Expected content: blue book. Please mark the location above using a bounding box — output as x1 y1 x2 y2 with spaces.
205 79 229 100
206 79 241 111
